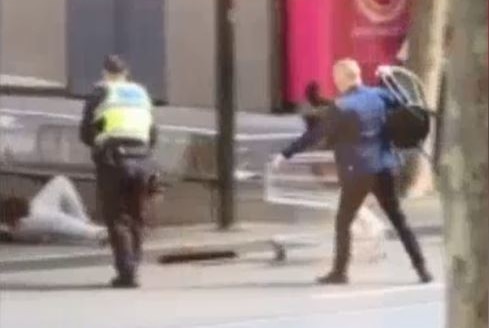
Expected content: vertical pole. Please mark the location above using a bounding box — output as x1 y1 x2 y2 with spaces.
442 0 488 327
216 0 235 230
405 0 449 197
0 0 3 91
270 0 285 113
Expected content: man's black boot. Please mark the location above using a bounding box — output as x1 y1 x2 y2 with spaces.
110 275 139 289
416 266 433 284
316 271 348 285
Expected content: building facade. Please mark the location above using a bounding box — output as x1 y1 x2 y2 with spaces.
0 0 408 112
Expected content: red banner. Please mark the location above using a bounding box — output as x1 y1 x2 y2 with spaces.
350 0 410 83
285 0 336 102
284 0 410 103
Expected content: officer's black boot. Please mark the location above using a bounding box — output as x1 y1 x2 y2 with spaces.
111 273 139 289
111 259 139 289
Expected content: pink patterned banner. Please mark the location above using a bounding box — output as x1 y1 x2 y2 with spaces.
351 0 410 83
284 0 410 103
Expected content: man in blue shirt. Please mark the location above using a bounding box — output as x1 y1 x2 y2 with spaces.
274 59 432 284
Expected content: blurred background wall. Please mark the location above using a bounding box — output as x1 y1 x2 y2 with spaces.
0 0 278 112
0 0 67 86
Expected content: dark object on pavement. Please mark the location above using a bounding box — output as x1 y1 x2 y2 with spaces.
158 250 237 264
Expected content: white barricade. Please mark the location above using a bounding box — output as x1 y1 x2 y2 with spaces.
265 151 339 209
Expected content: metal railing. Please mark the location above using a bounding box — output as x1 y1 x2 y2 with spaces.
0 108 299 186
264 151 339 209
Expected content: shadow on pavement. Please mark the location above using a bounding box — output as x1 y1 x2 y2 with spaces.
182 280 419 291
183 281 320 290
0 282 109 292
191 257 321 268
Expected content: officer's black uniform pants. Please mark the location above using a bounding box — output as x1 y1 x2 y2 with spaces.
332 169 426 275
97 159 149 279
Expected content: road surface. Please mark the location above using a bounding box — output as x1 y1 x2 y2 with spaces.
0 237 445 328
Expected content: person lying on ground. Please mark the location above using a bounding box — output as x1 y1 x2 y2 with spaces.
0 175 107 245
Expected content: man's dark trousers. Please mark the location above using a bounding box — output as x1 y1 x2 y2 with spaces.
97 157 150 281
332 169 426 275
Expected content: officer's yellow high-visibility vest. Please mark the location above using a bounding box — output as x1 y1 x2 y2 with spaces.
94 81 153 146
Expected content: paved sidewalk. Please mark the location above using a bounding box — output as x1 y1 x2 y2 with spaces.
0 194 442 272
0 222 321 272
0 236 445 328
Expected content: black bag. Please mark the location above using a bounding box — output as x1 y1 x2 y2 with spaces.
376 66 435 150
385 105 431 149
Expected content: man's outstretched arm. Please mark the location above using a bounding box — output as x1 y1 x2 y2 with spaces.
281 122 327 159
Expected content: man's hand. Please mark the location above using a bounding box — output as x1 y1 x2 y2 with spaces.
271 154 286 169
376 65 393 78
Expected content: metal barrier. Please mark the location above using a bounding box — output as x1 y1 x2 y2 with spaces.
264 151 339 208
0 110 195 182
0 108 301 224
0 108 299 182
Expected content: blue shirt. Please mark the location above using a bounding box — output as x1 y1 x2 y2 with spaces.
334 85 401 178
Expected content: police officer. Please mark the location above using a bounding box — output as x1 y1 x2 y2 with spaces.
80 55 158 288
274 59 432 285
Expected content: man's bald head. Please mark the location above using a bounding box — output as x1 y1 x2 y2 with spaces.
333 58 363 93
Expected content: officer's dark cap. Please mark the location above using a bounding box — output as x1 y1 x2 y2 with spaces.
103 55 128 74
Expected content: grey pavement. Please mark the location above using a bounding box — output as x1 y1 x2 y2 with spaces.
0 237 445 328
0 194 442 272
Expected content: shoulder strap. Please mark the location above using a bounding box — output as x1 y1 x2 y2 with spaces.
378 66 439 114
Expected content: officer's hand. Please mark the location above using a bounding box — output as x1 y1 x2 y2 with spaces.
148 173 165 195
271 154 286 169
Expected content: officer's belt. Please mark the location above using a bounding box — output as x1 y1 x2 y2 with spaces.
114 145 150 158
